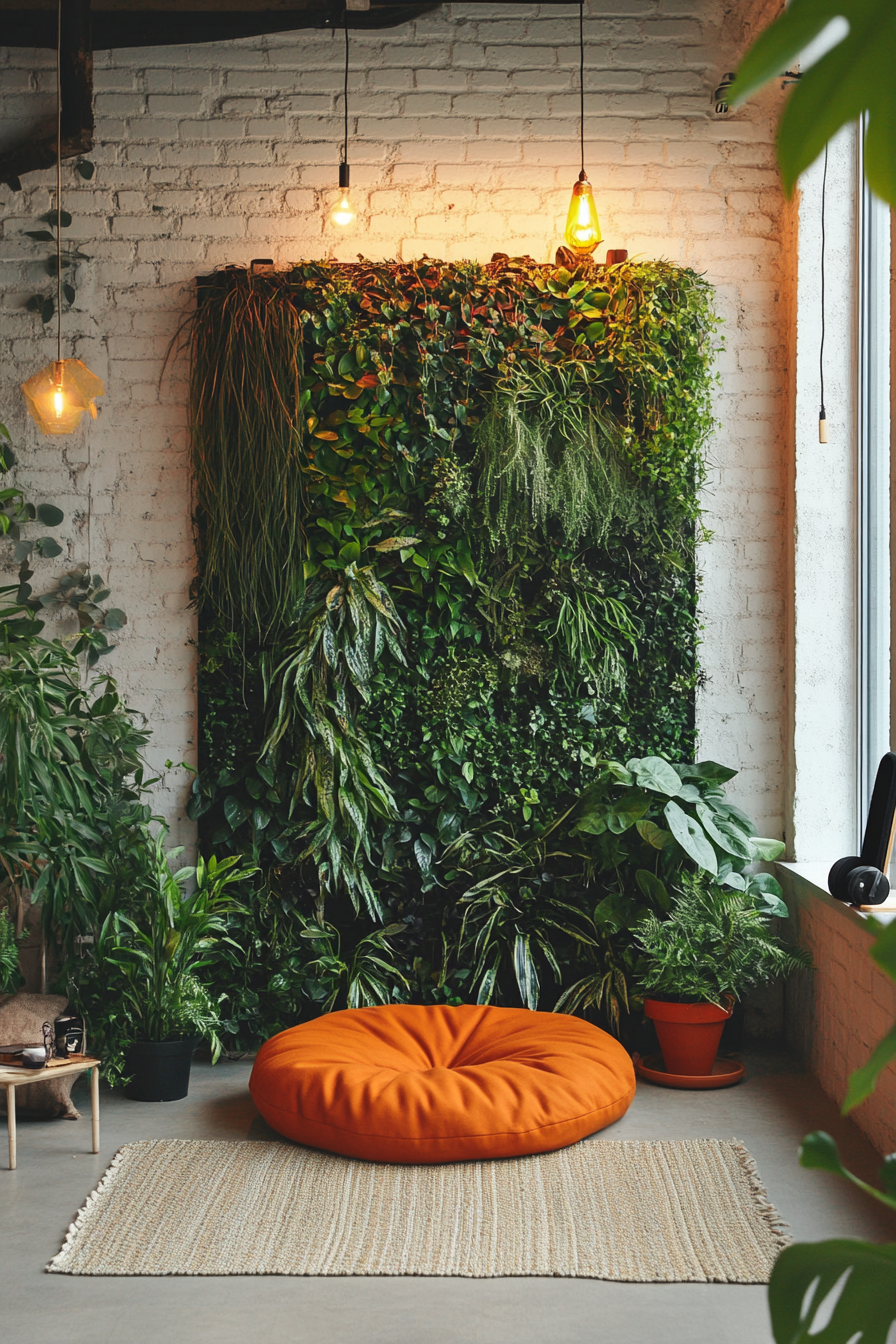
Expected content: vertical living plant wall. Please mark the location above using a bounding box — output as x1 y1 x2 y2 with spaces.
189 257 719 1046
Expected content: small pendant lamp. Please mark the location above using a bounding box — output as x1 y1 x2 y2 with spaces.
21 0 103 436
564 0 602 257
330 11 356 229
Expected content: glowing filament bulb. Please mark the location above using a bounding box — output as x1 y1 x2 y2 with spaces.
331 192 355 228
564 171 602 255
53 360 66 417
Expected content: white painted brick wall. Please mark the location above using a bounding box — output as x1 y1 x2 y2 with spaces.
0 0 792 848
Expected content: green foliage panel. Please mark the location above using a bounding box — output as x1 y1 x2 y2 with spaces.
190 257 719 1046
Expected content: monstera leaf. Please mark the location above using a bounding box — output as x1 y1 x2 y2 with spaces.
769 1239 896 1343
730 0 896 208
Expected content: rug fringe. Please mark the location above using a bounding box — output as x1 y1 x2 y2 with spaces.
730 1137 791 1247
46 1142 138 1274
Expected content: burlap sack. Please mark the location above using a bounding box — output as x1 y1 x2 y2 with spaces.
0 993 80 1119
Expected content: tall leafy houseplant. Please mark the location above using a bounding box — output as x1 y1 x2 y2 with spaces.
0 420 144 984
634 877 811 1077
73 831 257 1091
767 916 896 1343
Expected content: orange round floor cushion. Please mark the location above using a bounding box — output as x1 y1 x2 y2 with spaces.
249 1003 636 1163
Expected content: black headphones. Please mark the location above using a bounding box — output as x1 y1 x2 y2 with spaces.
828 752 896 906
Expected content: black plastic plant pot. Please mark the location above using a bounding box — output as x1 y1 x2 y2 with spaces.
124 1036 202 1102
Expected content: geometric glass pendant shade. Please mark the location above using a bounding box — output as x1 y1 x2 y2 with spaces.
21 359 104 436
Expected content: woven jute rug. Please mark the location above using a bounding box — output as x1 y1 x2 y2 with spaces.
47 1137 789 1281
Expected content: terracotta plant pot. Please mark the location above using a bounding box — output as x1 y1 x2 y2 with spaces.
644 999 733 1077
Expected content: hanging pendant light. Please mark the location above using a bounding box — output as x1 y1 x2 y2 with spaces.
564 0 602 257
21 0 103 436
330 11 356 230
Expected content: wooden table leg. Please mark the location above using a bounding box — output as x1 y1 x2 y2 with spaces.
6 1083 15 1170
90 1066 99 1154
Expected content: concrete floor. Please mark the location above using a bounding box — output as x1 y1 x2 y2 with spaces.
3 1046 895 1344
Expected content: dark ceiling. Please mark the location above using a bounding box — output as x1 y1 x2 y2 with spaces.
0 1 441 46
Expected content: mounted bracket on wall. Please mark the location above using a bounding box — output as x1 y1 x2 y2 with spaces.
0 0 93 190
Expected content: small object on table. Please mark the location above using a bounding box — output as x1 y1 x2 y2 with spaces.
54 1014 85 1058
0 1056 101 1170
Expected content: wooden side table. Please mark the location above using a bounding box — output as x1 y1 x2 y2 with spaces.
0 1057 100 1170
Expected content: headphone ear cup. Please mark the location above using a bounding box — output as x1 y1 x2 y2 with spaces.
828 856 862 902
846 865 890 906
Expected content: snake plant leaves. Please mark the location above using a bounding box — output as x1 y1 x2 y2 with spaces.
730 0 896 207
768 1239 896 1344
663 799 718 874
513 933 540 1010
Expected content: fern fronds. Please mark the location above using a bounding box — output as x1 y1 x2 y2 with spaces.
634 874 813 1006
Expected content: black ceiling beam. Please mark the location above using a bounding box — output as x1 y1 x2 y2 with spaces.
0 3 439 46
0 0 93 189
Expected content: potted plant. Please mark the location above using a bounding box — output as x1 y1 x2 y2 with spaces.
76 829 256 1100
634 876 811 1078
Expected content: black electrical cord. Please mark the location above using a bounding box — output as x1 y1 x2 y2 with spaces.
342 9 349 169
819 143 828 437
55 0 62 366
578 0 585 177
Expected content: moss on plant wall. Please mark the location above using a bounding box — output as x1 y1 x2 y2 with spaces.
188 256 719 1046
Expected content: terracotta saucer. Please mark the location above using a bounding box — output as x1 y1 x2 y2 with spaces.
633 1053 745 1090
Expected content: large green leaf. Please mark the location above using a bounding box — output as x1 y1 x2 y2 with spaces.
635 868 671 910
842 1021 896 1113
768 1238 896 1343
730 0 896 207
663 799 718 874
630 756 681 796
799 1131 896 1211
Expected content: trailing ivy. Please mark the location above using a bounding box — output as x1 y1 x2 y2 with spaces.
189 256 720 1047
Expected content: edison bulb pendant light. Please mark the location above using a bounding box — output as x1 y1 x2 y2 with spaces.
565 170 602 255
329 15 356 231
563 0 603 259
22 0 104 437
330 163 355 229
